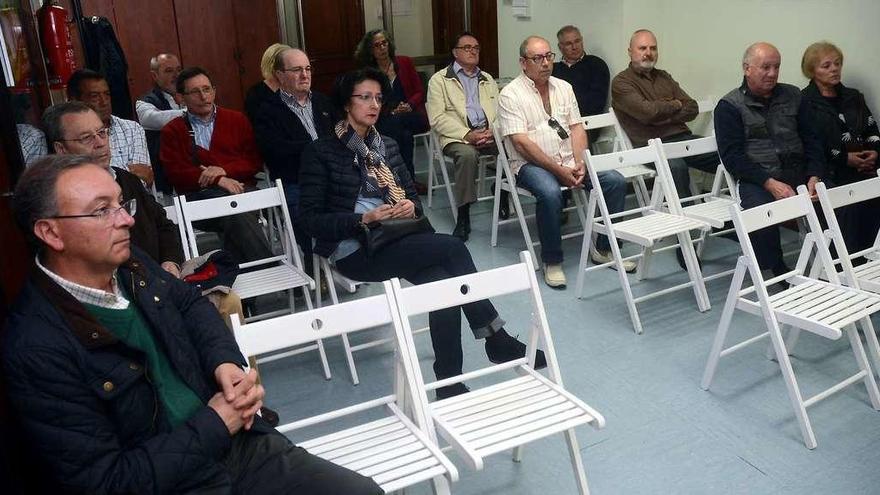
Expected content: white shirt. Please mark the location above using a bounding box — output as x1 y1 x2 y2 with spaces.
135 92 184 131
496 73 581 175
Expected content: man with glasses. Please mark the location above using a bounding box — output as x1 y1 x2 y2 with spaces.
136 53 185 194
67 68 154 187
4 155 383 494
498 36 632 289
160 66 272 265
250 48 334 275
427 31 501 242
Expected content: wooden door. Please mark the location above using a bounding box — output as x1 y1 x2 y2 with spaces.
430 0 497 77
232 0 281 101
173 0 243 110
300 0 365 94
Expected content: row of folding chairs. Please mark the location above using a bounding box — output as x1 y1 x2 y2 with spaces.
232 251 606 494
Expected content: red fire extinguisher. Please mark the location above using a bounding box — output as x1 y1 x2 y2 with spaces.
37 1 76 90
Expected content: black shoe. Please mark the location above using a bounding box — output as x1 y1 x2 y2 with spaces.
435 382 470 400
499 191 510 220
485 329 547 369
676 247 701 271
260 406 280 427
452 221 469 242
452 208 471 242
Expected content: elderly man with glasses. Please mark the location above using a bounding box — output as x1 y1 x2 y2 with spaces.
497 35 631 289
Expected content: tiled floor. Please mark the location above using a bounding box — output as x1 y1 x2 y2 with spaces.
259 160 880 494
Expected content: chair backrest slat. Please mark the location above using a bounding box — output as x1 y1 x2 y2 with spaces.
819 176 880 209
179 187 283 222
233 294 392 358
735 194 809 234
659 135 719 160
584 144 660 173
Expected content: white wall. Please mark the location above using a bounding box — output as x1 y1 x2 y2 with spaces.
391 1 435 57
496 0 880 112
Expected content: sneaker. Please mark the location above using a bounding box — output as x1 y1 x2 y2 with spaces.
436 382 470 400
590 247 637 273
543 263 567 288
485 329 548 369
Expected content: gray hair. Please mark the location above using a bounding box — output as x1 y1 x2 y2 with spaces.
150 53 178 71
742 42 778 66
41 101 95 147
629 29 655 48
556 25 580 40
13 154 102 251
519 36 549 58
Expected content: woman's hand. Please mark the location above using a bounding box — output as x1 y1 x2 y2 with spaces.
389 199 416 218
362 204 394 223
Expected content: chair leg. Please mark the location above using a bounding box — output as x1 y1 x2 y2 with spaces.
427 153 436 208
859 316 880 379
844 322 880 410
321 259 360 386
609 231 642 334
678 231 710 312
701 260 748 389
636 244 652 282
440 159 457 221
564 428 591 495
511 189 538 269
430 476 451 495
767 319 817 449
575 196 597 299
512 445 523 462
490 169 504 247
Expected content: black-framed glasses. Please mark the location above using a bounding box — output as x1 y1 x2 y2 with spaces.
61 127 110 146
182 86 215 97
524 52 556 64
455 44 481 53
47 198 137 222
278 65 312 74
548 117 569 140
351 93 384 104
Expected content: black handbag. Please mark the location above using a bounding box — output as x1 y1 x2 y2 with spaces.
359 215 435 256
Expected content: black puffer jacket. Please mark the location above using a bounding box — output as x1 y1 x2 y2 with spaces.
802 80 880 185
2 248 270 494
298 134 423 257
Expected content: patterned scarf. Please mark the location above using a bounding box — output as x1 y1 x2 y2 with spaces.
335 120 407 204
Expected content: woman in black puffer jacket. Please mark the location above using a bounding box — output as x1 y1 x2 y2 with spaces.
298 68 544 399
802 41 880 253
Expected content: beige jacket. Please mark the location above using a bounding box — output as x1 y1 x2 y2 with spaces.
427 64 499 149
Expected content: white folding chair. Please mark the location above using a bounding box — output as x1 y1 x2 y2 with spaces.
691 97 717 136
231 292 459 494
581 110 655 206
490 125 589 269
426 130 496 218
576 140 711 334
389 251 605 494
812 176 880 372
177 181 330 378
701 190 880 449
164 197 191 260
657 136 738 266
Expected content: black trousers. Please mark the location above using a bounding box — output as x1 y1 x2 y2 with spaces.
335 233 502 378
376 111 430 181
183 430 382 494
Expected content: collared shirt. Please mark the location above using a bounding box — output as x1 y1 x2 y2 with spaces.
187 105 217 149
453 61 487 128
17 123 47 166
561 52 585 68
497 73 581 175
109 115 152 171
279 90 318 140
36 256 129 309
135 91 184 131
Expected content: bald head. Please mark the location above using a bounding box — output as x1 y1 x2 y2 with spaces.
628 29 658 70
150 53 181 94
742 42 781 97
275 48 312 97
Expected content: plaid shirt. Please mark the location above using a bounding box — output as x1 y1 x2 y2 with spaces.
17 124 48 166
279 90 318 141
109 115 152 172
35 256 129 309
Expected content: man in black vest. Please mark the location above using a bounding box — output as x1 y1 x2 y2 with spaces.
715 42 826 274
137 53 185 194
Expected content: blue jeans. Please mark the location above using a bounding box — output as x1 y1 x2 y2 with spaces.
515 164 626 264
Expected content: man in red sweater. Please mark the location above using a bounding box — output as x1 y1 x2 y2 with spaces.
160 67 272 264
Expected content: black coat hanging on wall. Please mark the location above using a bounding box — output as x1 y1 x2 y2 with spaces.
79 16 133 120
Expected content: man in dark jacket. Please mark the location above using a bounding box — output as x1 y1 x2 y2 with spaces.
136 53 185 194
3 155 382 493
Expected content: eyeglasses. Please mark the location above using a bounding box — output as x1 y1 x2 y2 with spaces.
524 52 556 64
455 44 481 53
373 40 389 49
182 86 215 97
548 117 569 140
61 127 110 146
47 198 137 223
278 65 312 75
351 93 384 104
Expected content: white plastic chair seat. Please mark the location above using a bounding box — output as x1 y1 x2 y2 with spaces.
430 370 604 470
762 279 880 338
618 164 656 180
297 404 453 493
851 259 880 293
681 196 735 229
606 212 708 246
233 263 310 300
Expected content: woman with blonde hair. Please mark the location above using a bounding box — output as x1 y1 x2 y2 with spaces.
245 42 292 120
801 41 880 252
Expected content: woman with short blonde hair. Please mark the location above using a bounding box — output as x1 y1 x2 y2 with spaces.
245 42 293 119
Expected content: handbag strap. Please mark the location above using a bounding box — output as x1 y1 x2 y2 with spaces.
181 112 201 167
